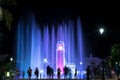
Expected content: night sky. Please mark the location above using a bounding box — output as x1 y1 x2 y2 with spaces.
0 1 120 59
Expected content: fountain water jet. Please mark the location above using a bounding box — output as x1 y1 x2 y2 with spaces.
16 15 85 78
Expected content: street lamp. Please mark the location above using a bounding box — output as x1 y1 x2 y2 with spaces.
99 28 104 34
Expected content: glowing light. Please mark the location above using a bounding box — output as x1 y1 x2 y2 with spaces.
40 69 44 73
6 72 10 77
99 28 104 34
77 71 79 74
44 58 47 63
83 71 86 74
80 61 82 65
10 57 13 62
57 41 65 51
58 45 63 50
16 15 84 78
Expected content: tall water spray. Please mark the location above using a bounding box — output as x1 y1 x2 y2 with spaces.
16 15 84 78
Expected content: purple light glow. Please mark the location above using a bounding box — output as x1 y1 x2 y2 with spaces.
56 41 65 74
16 14 85 78
57 41 65 51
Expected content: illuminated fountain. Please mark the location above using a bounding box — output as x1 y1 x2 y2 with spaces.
16 14 85 78
56 41 65 74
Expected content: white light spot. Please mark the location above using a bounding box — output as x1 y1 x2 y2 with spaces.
99 28 104 34
58 45 63 50
80 61 83 65
6 72 10 77
44 58 47 63
10 57 13 62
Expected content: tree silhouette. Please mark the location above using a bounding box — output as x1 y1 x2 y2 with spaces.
111 44 120 61
0 0 16 30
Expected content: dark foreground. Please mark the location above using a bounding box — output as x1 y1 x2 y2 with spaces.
18 78 120 80
4 78 120 80
19 79 86 80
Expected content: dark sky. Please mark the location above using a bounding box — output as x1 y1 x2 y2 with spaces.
1 0 120 59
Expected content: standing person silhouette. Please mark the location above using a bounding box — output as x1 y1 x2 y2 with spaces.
22 70 25 80
74 68 77 78
86 66 91 80
46 65 51 78
27 67 32 80
64 66 67 79
57 68 61 79
34 67 39 79
50 67 54 79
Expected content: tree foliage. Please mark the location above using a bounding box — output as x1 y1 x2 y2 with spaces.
2 9 13 30
0 0 16 30
111 44 120 62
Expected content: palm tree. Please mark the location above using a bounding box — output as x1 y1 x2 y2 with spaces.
0 0 16 30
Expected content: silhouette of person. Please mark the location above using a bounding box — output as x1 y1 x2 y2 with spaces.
57 68 61 79
46 65 51 78
22 70 25 79
50 67 54 79
27 67 32 80
86 66 91 80
74 68 77 78
34 67 39 79
64 66 67 79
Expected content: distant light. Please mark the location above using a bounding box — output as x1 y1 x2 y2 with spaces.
44 58 47 63
80 61 83 65
77 71 79 74
58 45 63 50
56 41 65 51
116 62 118 64
83 71 86 74
99 28 104 34
6 72 10 77
40 70 44 73
10 57 13 62
54 71 57 75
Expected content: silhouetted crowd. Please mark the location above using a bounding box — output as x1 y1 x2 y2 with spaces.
20 65 77 80
1 65 119 80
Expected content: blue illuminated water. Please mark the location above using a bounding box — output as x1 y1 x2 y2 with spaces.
16 15 85 79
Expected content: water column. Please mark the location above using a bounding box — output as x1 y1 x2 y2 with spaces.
77 17 84 78
16 14 85 78
56 41 65 74
51 26 56 69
